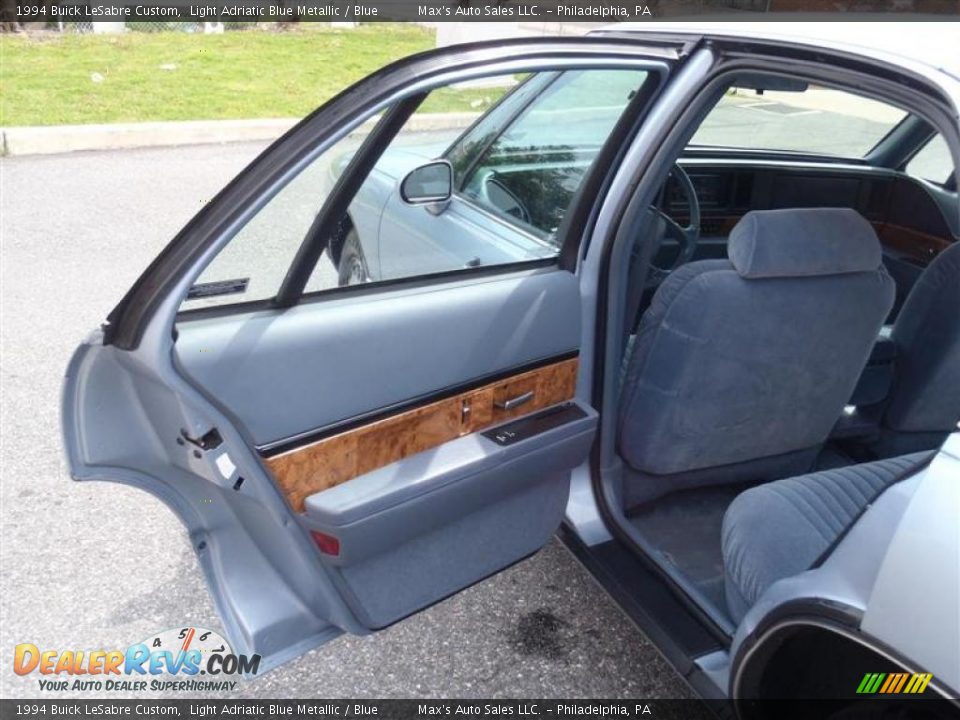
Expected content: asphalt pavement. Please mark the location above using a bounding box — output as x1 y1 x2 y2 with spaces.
0 142 691 699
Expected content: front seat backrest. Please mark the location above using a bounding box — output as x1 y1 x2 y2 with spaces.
618 208 895 508
883 241 960 442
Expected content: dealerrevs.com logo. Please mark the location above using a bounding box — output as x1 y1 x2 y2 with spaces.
14 627 261 692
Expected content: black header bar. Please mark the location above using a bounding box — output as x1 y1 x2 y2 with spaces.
3 698 959 719
14 0 960 22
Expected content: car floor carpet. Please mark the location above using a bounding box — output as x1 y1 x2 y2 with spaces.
626 445 857 621
628 484 747 615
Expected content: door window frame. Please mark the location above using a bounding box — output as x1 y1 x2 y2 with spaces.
194 62 666 318
104 39 678 350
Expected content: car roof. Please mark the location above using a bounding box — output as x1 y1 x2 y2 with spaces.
593 22 960 82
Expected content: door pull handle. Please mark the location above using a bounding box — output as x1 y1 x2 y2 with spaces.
495 391 534 411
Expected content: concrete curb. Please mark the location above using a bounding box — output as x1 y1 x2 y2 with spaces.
1 112 480 157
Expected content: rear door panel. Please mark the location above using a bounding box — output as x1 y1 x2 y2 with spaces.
64 268 595 665
303 400 596 628
63 39 677 670
174 267 594 628
175 268 580 449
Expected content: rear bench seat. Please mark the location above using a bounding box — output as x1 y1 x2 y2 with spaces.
721 451 934 622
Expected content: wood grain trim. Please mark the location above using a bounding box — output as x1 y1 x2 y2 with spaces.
873 222 952 265
264 357 579 513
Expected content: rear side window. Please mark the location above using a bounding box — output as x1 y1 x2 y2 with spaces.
181 67 649 312
689 84 907 158
907 134 954 185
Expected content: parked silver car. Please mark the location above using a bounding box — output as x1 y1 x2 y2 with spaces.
63 22 959 716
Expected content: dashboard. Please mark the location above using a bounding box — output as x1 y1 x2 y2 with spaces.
662 159 958 317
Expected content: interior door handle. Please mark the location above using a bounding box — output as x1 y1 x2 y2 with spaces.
495 391 534 411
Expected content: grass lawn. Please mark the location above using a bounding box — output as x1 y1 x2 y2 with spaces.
0 25 495 127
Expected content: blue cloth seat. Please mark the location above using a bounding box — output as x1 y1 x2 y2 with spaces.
872 241 960 456
721 452 931 622
618 208 896 508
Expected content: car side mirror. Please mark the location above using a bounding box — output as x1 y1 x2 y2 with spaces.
400 160 453 210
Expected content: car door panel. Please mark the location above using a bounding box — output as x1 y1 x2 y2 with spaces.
172 265 590 639
303 402 596 628
263 356 580 512
64 39 679 670
175 267 580 449
120 265 588 647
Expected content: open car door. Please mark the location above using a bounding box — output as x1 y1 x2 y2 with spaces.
61 39 679 671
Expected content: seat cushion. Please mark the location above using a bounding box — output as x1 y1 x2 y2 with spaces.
721 452 931 622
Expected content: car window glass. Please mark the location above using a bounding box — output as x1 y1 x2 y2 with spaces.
180 67 650 312
180 113 384 311
906 134 954 185
181 78 521 311
323 74 528 288
459 69 648 240
689 84 907 158
446 73 548 188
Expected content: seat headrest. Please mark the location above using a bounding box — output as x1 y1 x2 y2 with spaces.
728 208 882 279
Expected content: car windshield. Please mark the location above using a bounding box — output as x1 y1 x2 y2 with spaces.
689 84 908 158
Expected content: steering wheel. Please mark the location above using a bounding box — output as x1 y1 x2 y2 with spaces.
648 163 701 284
477 170 532 225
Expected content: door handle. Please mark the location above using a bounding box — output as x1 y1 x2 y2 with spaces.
495 391 534 411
